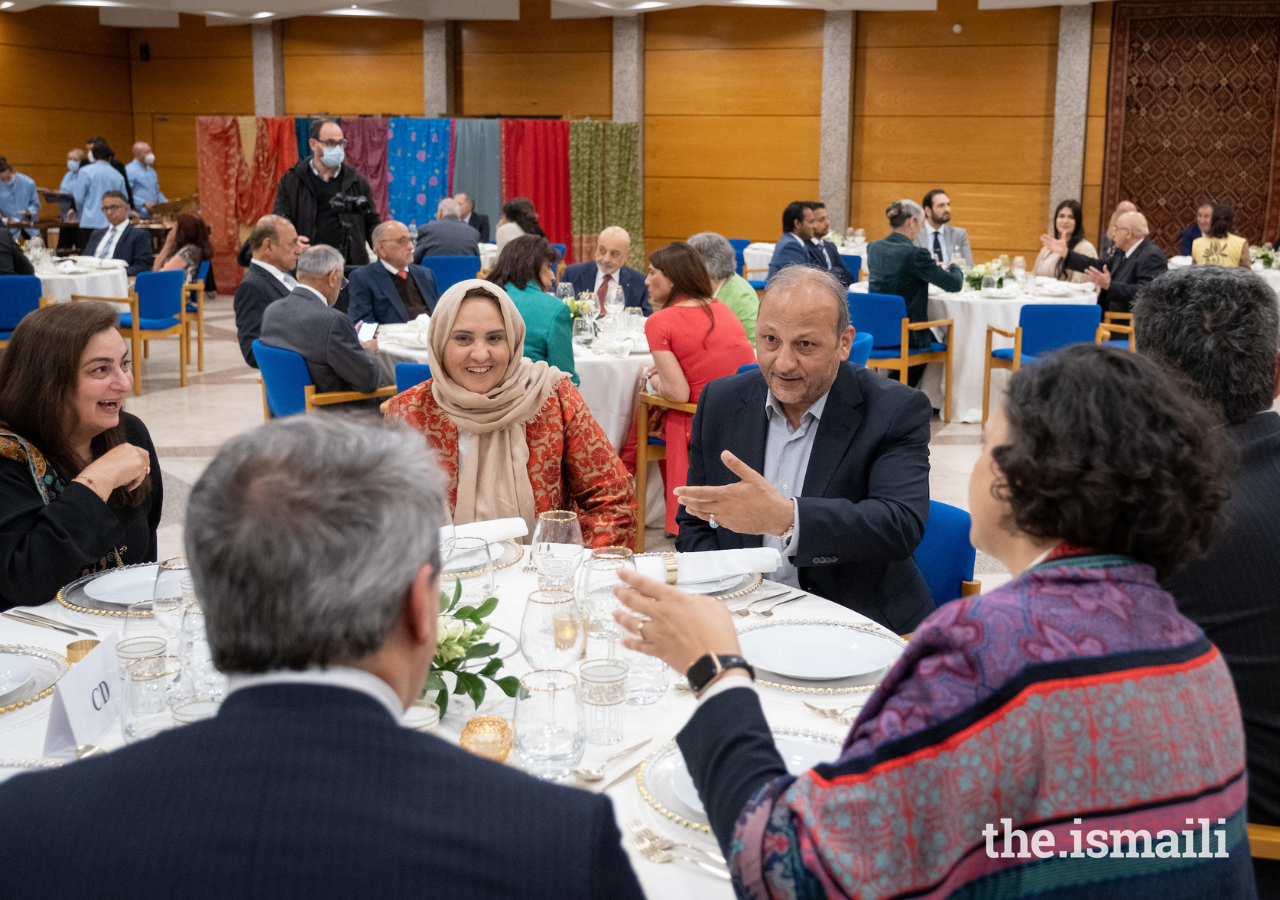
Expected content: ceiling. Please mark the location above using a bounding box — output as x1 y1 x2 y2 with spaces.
0 0 1090 25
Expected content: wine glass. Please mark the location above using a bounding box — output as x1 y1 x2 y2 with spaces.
571 318 594 348
555 282 574 302
514 669 584 780
531 510 585 592
1012 256 1027 287
519 589 585 669
443 536 495 602
580 548 635 657
174 600 226 703
604 283 625 318
151 557 188 640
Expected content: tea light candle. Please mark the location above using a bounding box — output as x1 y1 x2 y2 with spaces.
552 611 579 650
459 715 513 763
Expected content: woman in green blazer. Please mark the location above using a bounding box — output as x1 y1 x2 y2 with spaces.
487 235 579 385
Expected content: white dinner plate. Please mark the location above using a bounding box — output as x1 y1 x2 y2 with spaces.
83 565 159 607
738 619 902 681
677 575 737 594
0 654 35 696
443 541 515 575
669 732 839 814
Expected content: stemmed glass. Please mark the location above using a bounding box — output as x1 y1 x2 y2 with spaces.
513 670 584 780
151 557 188 642
1012 255 1027 288
520 590 585 670
443 536 495 602
531 510 584 592
555 282 574 303
174 600 226 704
580 548 635 657
604 283 625 318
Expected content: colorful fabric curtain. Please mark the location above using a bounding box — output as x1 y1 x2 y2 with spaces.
569 120 604 264
603 122 643 271
452 118 502 237
238 116 279 226
387 117 452 231
195 116 245 291
341 116 390 222
265 117 297 184
502 119 573 264
294 118 313 163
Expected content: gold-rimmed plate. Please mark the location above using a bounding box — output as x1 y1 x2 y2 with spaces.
442 540 525 578
58 563 156 617
0 645 69 715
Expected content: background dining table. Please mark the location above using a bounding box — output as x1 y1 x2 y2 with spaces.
0 555 904 899
37 266 129 304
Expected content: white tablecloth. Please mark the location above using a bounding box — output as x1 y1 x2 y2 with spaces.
479 242 498 272
852 282 1098 424
0 562 899 899
742 243 773 279
38 268 129 303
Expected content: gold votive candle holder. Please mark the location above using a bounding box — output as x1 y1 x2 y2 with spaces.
459 715 513 762
66 639 100 664
552 610 580 651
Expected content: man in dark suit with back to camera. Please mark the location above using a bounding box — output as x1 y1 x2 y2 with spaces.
675 266 934 633
348 220 439 325
233 214 302 368
562 225 651 315
0 226 33 276
1041 210 1166 315
1133 266 1280 899
82 190 153 276
414 197 481 262
767 201 817 281
0 414 645 900
454 191 490 243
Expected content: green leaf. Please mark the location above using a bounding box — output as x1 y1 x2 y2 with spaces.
424 671 447 694
435 687 449 718
453 672 474 695
453 604 477 619
472 596 499 620
443 578 462 613
464 641 500 660
493 675 520 697
478 658 503 678
466 676 487 709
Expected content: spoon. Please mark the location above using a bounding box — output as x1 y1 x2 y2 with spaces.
755 595 803 618
572 738 651 782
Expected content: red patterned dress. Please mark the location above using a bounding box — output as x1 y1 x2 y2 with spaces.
386 375 638 549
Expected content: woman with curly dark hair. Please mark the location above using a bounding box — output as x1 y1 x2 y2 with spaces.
605 343 1254 899
153 213 215 283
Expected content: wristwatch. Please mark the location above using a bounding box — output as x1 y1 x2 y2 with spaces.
685 653 755 696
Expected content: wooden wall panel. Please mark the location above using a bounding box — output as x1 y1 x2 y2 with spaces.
851 0 1059 262
1081 1 1112 243
644 8 823 253
283 16 423 116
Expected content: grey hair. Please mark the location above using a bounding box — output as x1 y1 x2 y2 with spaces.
437 197 461 218
185 416 445 673
1134 266 1279 424
887 199 924 229
687 232 737 281
295 244 345 280
371 220 405 246
762 265 850 337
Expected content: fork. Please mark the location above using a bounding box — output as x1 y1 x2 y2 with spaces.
803 700 861 726
628 820 727 865
753 594 803 618
634 842 730 879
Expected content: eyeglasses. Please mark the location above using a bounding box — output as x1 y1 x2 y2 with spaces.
340 276 349 290
315 139 347 149
384 236 414 246
102 204 127 212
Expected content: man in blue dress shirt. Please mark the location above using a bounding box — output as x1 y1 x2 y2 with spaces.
126 142 166 219
0 161 41 239
73 141 128 232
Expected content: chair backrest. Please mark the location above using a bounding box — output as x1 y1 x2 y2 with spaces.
850 330 874 366
0 275 43 331
134 269 186 320
253 339 314 417
848 292 907 349
395 362 433 393
549 243 567 262
839 254 861 281
419 256 482 292
1018 303 1103 359
196 259 210 284
736 363 758 374
728 238 750 275
914 500 976 607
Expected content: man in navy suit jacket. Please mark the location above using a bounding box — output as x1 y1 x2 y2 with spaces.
83 190 153 275
806 202 857 287
767 200 819 282
562 225 651 315
675 266 934 632
348 220 440 324
455 191 491 243
0 415 644 900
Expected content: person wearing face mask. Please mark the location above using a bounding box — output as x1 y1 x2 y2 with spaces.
0 161 41 240
271 119 379 267
384 279 637 547
0 302 162 611
126 142 167 219
55 149 87 252
83 136 134 212
73 139 128 233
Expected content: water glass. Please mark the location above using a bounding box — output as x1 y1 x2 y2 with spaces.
555 282 574 302
623 308 645 334
151 559 189 639
621 640 671 706
122 654 181 744
175 601 226 702
572 317 594 347
604 283 625 317
531 510 585 592
520 590 585 669
119 600 167 675
579 547 635 645
950 250 966 270
514 670 584 779
579 659 629 745
443 536 495 602
981 275 997 293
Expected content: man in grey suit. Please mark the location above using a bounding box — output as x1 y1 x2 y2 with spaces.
259 245 388 398
912 189 973 267
414 197 480 262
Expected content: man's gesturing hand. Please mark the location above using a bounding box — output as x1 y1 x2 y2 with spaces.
673 450 794 537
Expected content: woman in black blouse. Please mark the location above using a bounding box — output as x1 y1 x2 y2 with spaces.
0 302 162 610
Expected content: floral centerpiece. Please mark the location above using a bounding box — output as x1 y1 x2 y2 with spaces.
965 260 1009 291
423 579 519 718
562 292 597 320
822 231 845 248
1250 245 1277 270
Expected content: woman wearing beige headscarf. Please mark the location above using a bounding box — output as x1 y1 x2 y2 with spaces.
385 279 637 548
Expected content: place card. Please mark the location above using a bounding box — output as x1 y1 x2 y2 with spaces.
43 633 121 759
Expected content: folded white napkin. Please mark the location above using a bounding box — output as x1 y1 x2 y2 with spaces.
442 517 528 546
634 548 781 586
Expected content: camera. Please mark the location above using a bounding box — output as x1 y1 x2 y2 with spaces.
329 193 370 213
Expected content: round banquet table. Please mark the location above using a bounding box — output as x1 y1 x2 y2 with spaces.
38 267 129 304
479 242 498 272
851 281 1098 424
0 561 904 899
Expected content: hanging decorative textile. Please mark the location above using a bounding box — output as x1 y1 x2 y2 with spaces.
195 116 245 291
501 119 573 264
237 117 278 226
452 119 502 239
340 117 390 222
387 117 453 231
295 118 314 163
569 121 604 264
264 117 298 184
603 122 643 271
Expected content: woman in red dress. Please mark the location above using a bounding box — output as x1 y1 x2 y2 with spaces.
642 242 756 534
385 279 636 549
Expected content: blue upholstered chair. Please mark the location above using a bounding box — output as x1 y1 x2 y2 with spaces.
184 259 211 372
1095 311 1135 351
254 339 395 419
0 275 48 348
728 239 750 276
982 303 1103 424
419 256 482 293
73 269 187 396
914 500 980 607
849 291 955 422
839 253 861 284
395 362 433 394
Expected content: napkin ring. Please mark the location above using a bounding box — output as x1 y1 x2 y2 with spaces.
663 556 678 585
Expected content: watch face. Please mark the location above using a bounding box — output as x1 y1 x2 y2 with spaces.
686 654 718 693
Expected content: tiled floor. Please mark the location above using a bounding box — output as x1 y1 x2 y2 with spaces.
128 295 1011 591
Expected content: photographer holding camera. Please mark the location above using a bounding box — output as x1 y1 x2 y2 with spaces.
272 119 379 267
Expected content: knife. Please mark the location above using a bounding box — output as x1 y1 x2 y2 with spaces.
599 759 644 793
2 611 78 637
11 610 96 637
